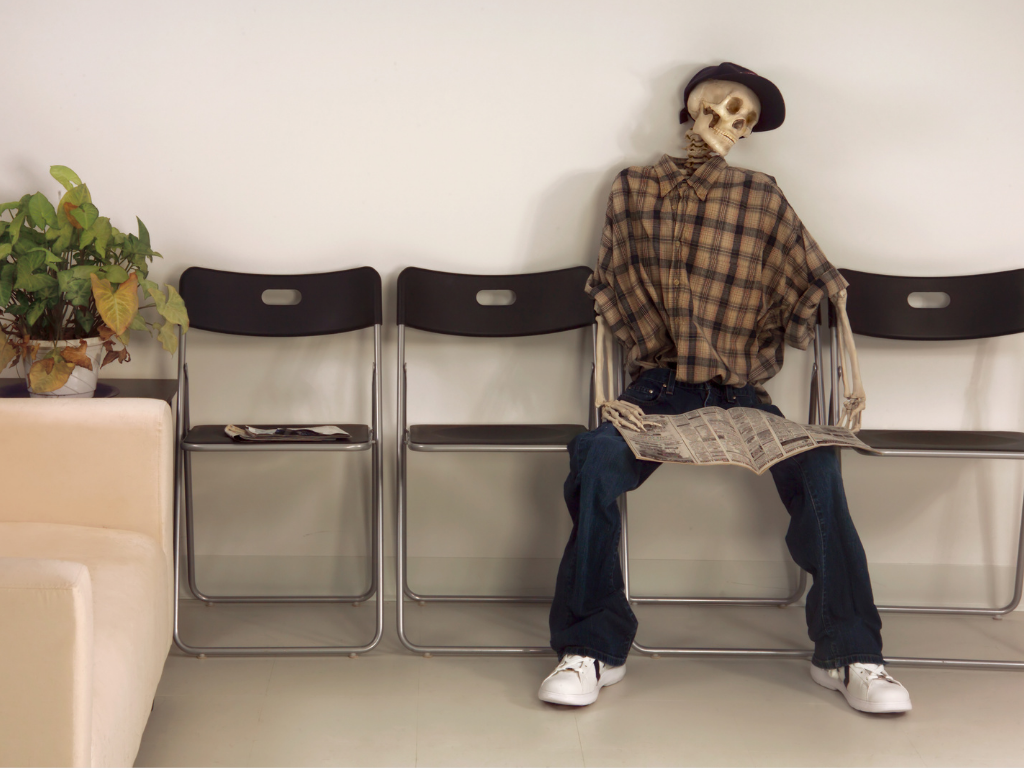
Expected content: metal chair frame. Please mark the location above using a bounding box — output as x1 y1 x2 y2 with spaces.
395 266 597 656
622 277 1024 670
173 269 384 657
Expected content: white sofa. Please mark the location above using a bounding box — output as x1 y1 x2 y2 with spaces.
0 398 173 767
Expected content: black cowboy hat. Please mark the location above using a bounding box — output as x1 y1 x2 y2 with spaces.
679 62 785 132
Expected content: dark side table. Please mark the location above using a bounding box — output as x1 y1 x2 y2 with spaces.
0 378 177 406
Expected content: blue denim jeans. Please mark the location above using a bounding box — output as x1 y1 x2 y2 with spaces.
549 367 884 669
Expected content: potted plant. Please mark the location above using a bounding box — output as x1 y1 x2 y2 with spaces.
0 165 188 396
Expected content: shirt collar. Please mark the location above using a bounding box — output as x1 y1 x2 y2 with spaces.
655 154 727 201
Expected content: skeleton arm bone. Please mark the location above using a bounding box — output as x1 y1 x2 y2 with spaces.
833 289 866 431
594 315 657 432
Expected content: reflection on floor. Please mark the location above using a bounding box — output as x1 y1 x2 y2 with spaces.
137 600 1024 767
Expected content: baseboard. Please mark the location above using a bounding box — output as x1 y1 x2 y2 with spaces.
179 555 1021 611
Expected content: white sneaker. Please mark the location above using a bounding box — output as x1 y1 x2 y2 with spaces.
811 662 912 713
538 654 626 706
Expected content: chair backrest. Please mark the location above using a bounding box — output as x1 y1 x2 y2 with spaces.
839 268 1024 341
179 266 382 337
396 266 595 337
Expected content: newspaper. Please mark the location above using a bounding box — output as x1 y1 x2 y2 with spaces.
224 425 350 442
615 407 878 475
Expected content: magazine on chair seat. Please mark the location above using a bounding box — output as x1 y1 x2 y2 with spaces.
613 407 878 475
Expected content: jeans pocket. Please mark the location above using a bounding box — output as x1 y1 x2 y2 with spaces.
620 381 661 405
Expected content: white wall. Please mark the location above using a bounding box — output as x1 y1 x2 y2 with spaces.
4 0 1024 609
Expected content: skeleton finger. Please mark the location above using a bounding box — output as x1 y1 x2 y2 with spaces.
600 400 657 433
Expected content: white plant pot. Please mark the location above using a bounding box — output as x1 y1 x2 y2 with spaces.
18 337 106 398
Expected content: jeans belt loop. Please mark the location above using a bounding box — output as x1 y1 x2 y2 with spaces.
665 371 675 396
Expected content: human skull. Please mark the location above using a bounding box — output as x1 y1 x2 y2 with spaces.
687 80 761 156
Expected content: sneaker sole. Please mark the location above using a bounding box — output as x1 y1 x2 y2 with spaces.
810 665 912 714
538 664 626 707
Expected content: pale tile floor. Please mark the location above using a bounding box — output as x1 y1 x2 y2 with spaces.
137 601 1024 767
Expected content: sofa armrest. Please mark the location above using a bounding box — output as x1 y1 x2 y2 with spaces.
0 558 94 768
0 399 174 566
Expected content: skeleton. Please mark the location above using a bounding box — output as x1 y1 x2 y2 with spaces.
595 79 866 433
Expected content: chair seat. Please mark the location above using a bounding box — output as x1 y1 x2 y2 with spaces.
183 423 371 450
857 429 1024 455
408 423 587 450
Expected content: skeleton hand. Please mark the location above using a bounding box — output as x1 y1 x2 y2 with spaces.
834 289 866 432
598 399 658 433
839 395 865 432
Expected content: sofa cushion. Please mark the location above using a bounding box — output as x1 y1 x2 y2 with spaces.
0 522 171 768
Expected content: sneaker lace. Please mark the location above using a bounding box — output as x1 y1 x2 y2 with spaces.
555 655 590 675
858 663 899 685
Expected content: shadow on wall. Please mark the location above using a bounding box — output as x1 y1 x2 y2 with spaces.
519 61 704 274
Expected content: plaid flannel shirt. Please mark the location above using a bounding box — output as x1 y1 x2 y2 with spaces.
586 154 848 400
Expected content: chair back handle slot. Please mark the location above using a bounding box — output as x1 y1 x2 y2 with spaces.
262 289 303 306
476 289 516 306
907 291 950 309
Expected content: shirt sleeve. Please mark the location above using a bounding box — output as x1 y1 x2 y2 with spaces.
585 172 637 350
762 188 848 351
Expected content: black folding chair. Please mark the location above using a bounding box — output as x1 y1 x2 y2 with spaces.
173 266 384 657
395 266 596 655
831 268 1024 669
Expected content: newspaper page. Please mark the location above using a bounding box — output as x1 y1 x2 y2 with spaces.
615 407 877 475
224 425 351 442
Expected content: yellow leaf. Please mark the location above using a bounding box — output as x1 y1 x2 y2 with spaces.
156 284 189 332
28 357 74 393
59 340 93 371
0 336 14 371
156 320 177 355
91 272 138 336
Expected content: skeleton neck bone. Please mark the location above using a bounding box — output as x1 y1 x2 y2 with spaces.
681 130 716 177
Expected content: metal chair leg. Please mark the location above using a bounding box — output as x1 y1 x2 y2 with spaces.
394 431 554 656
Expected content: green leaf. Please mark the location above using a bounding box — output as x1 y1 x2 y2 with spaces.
43 250 62 266
129 312 148 331
156 320 178 354
49 165 82 192
17 248 45 275
68 264 99 279
15 271 58 293
0 243 11 259
0 201 22 215
136 217 150 248
8 212 26 245
88 216 111 255
123 233 155 257
68 201 98 231
90 272 138 335
25 301 45 328
100 264 129 284
58 271 92 307
75 308 95 333
51 222 73 254
27 193 58 230
0 263 14 305
15 250 57 293
7 303 27 316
